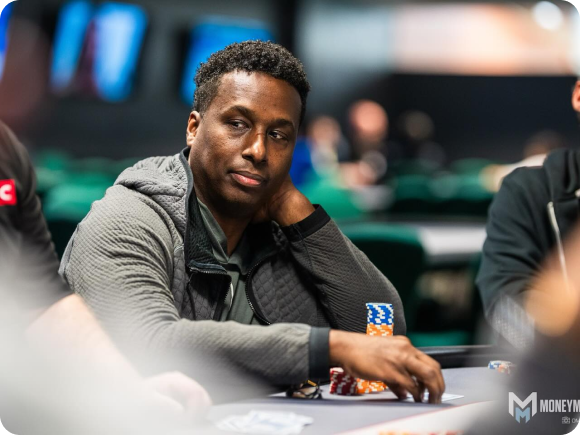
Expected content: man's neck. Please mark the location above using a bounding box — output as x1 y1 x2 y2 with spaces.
196 189 252 256
213 212 251 256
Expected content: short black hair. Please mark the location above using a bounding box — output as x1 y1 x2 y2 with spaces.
193 40 310 125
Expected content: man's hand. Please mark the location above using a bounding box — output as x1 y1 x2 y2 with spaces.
329 331 445 404
253 175 315 226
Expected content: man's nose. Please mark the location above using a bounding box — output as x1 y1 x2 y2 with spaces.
242 133 267 164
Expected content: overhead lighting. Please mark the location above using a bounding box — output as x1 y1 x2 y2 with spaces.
533 1 564 31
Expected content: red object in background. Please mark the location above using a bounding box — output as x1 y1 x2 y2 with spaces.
0 179 16 205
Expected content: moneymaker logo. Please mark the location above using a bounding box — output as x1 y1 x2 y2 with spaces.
509 392 580 424
509 392 538 423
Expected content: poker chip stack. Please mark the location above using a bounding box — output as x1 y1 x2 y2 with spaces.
365 303 394 392
330 302 394 396
366 303 394 337
488 360 515 374
367 380 385 393
329 368 357 395
329 369 376 395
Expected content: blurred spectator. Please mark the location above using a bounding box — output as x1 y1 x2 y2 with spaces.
523 130 565 159
288 137 314 188
481 130 566 192
290 115 350 187
0 17 50 130
397 110 445 167
342 100 391 187
309 115 349 173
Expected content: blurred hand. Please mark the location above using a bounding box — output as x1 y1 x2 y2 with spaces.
329 331 445 404
144 372 211 420
253 175 314 226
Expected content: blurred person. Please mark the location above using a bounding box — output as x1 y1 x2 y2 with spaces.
288 135 314 188
0 11 51 130
397 110 445 167
523 130 566 160
0 120 211 434
60 41 445 403
342 99 400 187
307 115 350 176
476 80 580 349
481 130 566 192
292 115 349 189
468 224 580 435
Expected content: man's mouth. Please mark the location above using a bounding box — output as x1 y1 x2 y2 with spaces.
230 171 265 187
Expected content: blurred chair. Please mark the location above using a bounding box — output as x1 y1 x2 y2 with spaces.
450 158 494 175
389 159 439 177
34 152 130 257
341 222 475 346
112 157 141 178
35 150 72 172
340 223 425 330
387 175 436 216
433 174 493 218
302 177 363 221
43 183 109 258
34 150 73 200
66 171 116 187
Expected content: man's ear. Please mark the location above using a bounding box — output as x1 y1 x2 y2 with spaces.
186 111 202 148
572 81 580 113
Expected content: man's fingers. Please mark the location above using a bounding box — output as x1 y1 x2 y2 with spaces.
405 355 444 404
388 383 409 401
416 352 446 399
394 373 422 403
416 380 426 403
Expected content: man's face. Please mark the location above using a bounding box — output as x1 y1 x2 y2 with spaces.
187 71 301 217
573 80 580 114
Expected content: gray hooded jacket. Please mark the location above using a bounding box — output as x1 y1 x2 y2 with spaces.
60 149 405 385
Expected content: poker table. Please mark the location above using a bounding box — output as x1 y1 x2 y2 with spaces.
208 346 510 434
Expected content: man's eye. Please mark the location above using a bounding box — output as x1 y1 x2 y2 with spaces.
228 121 246 129
270 131 288 141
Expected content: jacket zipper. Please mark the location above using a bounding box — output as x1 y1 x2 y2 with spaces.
245 254 277 325
547 202 571 293
190 253 275 324
188 265 232 320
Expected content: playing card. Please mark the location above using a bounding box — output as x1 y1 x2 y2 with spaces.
216 410 313 434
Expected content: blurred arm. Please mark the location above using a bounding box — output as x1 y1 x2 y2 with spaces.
476 168 550 348
25 294 141 380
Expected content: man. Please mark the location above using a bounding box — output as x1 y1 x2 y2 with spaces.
61 41 444 403
0 120 211 433
477 79 580 348
469 212 580 435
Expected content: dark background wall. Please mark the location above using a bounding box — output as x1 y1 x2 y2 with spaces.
4 0 579 163
340 74 580 162
10 0 287 159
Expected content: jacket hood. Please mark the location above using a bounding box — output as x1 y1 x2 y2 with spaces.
114 149 279 271
114 152 189 238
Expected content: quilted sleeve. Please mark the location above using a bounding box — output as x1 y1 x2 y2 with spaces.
60 186 312 389
281 206 406 335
